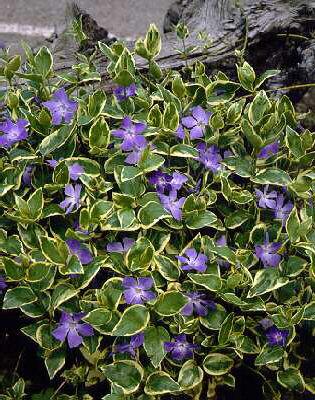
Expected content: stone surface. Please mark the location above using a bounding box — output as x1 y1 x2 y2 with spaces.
0 0 174 53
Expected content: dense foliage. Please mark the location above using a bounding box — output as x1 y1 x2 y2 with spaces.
1 21 315 400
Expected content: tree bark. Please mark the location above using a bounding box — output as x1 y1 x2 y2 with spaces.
52 1 315 93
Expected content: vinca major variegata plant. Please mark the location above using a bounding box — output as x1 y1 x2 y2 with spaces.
1 21 315 400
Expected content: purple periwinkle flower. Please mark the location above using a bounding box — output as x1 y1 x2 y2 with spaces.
114 333 144 356
273 194 293 225
255 233 282 268
257 141 279 159
112 117 148 165
60 184 81 214
216 235 227 246
114 83 137 101
66 239 93 265
149 171 173 192
181 106 211 139
181 292 216 317
68 163 84 181
46 159 59 168
0 275 7 294
255 185 278 209
197 143 222 173
266 326 289 347
43 88 78 125
149 171 188 193
177 248 208 273
52 311 93 348
22 165 34 186
122 277 156 305
176 124 185 139
158 190 186 221
0 119 28 149
164 334 198 361
107 237 135 253
112 116 147 152
259 318 274 330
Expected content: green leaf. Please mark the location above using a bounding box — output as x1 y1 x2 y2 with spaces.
154 254 180 281
51 283 78 309
163 102 179 131
185 210 218 229
114 69 134 86
285 126 304 158
45 348 66 379
112 305 150 336
34 47 53 77
38 125 74 156
237 61 255 91
154 291 188 316
101 361 143 394
188 273 222 292
277 368 305 392
3 286 37 309
138 201 170 228
144 326 169 367
139 153 165 173
170 144 199 158
3 257 25 280
203 353 234 375
178 360 204 390
251 168 291 186
145 372 180 395
145 24 161 59
218 313 234 345
248 268 289 298
248 91 271 125
225 210 250 229
27 188 43 220
147 104 162 127
255 69 280 89
89 116 110 149
286 207 300 243
126 237 155 272
120 166 143 182
255 345 284 366
241 119 263 149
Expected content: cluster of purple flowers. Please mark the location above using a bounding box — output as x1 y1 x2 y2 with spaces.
254 233 282 268
260 319 289 347
196 143 223 173
177 248 208 273
122 277 156 305
0 119 28 149
149 170 187 221
181 292 216 317
177 106 211 140
164 334 198 361
43 88 77 126
47 160 84 182
52 312 93 348
112 116 148 165
66 239 93 265
0 275 7 294
106 237 135 253
113 333 144 356
255 185 293 225
257 140 279 159
60 184 82 214
113 83 137 102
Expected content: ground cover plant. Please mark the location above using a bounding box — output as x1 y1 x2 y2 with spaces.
0 19 315 400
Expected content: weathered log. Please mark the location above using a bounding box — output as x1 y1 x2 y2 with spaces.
51 1 315 95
